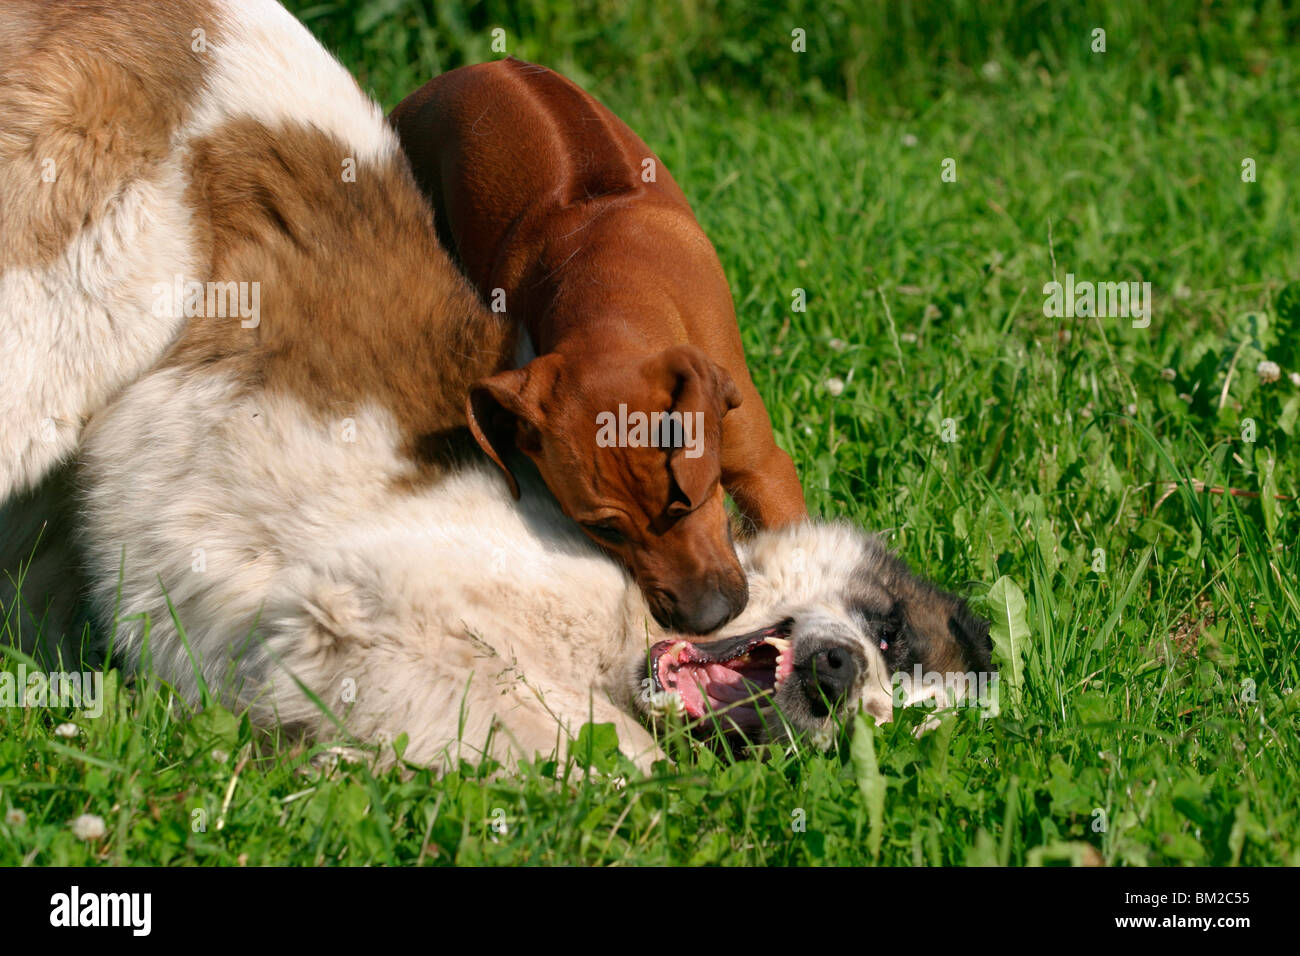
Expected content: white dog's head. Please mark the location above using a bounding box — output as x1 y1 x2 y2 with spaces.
637 522 993 746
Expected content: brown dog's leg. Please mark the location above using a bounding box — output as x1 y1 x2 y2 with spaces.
719 385 808 530
723 442 808 530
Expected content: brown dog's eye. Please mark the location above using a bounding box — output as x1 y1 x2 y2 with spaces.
583 522 626 546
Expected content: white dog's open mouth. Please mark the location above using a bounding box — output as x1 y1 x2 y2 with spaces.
648 621 794 731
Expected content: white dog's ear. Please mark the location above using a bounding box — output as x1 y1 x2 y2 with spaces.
948 602 993 672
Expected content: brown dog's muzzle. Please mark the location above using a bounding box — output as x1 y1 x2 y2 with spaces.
633 483 749 634
646 566 749 635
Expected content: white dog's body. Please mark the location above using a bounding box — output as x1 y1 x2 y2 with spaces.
1 0 510 652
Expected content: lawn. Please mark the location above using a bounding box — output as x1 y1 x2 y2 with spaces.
2 0 1298 865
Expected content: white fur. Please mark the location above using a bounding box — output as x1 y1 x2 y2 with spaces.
1 0 408 661
188 0 395 165
0 160 197 498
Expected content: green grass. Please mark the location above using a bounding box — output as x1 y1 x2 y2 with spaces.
3 0 1300 865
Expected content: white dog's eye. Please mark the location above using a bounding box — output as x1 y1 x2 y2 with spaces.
878 623 899 653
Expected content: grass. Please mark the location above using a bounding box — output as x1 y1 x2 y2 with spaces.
2 0 1299 865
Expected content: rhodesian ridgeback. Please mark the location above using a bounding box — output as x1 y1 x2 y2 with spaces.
390 57 807 634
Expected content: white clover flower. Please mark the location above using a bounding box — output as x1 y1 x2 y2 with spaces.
210 749 230 764
53 722 78 738
809 726 836 751
70 813 106 841
5 809 26 827
1290 372 1300 387
825 377 845 397
901 133 919 148
828 337 847 351
981 61 1003 80
1257 360 1282 383
644 688 683 717
1160 367 1176 381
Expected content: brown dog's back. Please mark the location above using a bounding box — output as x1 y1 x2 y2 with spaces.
393 58 712 347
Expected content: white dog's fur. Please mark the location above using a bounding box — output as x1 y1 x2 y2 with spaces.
2 0 507 654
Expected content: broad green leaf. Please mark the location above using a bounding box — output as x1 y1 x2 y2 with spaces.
851 711 885 861
570 722 621 774
987 576 1029 714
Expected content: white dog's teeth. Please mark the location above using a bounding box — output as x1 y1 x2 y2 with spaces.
764 636 791 652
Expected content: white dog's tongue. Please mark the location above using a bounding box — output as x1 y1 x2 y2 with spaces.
653 632 787 721
683 661 771 715
665 660 735 717
676 669 708 716
702 665 750 703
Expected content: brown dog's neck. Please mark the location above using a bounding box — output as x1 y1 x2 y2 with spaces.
535 301 682 358
524 215 731 357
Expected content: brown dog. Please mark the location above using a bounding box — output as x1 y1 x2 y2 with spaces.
391 57 807 635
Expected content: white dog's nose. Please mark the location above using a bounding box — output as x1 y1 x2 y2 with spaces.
800 642 860 711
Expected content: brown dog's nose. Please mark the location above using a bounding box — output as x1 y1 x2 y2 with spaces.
656 579 748 635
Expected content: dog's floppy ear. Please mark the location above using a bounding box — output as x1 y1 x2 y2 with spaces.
466 356 559 499
652 344 742 516
948 601 994 673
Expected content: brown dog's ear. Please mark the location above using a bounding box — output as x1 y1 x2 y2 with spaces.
466 358 558 499
652 345 742 514
657 343 743 412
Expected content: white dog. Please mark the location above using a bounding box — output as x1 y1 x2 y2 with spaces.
1 0 992 768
